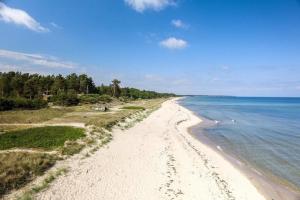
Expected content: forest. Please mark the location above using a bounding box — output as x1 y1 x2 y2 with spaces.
0 71 175 110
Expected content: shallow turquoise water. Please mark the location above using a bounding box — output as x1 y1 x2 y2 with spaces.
179 96 300 190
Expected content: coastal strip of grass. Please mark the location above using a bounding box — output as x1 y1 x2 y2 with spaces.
0 152 57 197
0 126 85 151
121 106 145 110
0 107 73 124
18 167 69 200
0 98 167 198
87 99 167 129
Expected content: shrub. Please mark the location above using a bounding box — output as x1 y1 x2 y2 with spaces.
98 94 112 103
79 94 100 104
13 97 28 108
0 98 47 111
121 106 145 110
119 96 130 102
52 91 79 106
0 98 14 111
31 99 48 109
79 94 112 104
14 98 47 109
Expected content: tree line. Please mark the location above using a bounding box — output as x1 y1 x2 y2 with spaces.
0 71 175 110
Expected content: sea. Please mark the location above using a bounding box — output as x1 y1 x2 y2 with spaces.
179 96 300 197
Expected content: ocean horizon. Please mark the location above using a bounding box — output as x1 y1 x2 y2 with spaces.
179 96 300 195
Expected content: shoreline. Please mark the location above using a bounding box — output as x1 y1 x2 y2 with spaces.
178 99 300 200
35 98 266 200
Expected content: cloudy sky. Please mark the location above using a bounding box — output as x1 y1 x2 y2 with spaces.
1 0 300 96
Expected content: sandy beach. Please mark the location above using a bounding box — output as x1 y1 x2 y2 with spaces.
36 98 266 200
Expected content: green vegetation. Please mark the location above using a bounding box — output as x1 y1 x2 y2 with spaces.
87 98 165 129
0 71 175 110
51 90 79 106
0 72 171 197
79 94 112 104
0 98 166 197
0 152 57 197
60 141 85 155
0 98 47 111
32 168 68 193
121 106 145 110
0 126 85 151
16 168 68 200
0 107 73 124
120 87 173 99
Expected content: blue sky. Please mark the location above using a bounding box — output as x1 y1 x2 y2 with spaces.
0 0 300 97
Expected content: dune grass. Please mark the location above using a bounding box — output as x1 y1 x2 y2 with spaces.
0 107 73 124
60 141 85 156
87 99 166 129
18 167 68 200
0 98 167 197
0 152 57 197
0 126 85 151
0 125 34 133
121 106 145 110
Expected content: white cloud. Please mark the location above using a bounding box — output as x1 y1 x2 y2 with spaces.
0 2 48 32
124 0 175 12
0 49 77 69
171 19 187 29
50 22 62 29
221 65 229 70
159 37 187 50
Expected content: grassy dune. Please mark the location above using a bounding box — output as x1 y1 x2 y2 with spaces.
0 107 73 124
0 126 85 151
121 106 145 110
0 98 167 197
0 152 57 197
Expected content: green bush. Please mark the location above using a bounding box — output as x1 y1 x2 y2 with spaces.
14 98 47 109
31 99 48 109
98 94 112 103
119 96 130 102
121 106 145 110
79 94 100 104
79 94 112 104
13 97 28 108
52 91 79 106
0 98 47 111
0 98 14 111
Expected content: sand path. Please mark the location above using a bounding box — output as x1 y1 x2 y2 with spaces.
37 99 265 200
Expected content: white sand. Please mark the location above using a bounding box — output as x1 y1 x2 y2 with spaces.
37 98 266 200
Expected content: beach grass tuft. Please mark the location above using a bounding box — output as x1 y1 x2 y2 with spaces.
0 152 57 197
121 106 145 110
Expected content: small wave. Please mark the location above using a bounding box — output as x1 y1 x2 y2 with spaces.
235 160 243 166
217 145 223 151
251 167 263 176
